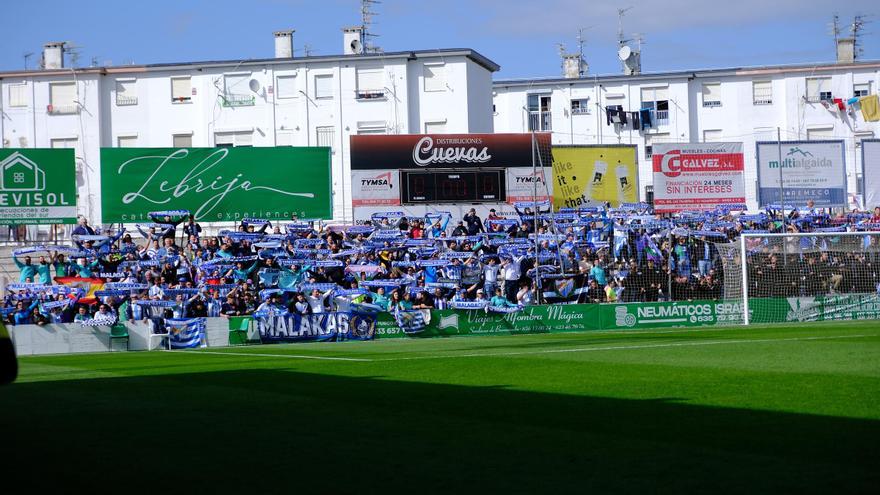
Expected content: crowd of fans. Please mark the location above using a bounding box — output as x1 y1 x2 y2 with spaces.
4 200 880 326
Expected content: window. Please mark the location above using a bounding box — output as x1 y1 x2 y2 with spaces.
8 84 27 107
702 83 721 107
172 134 193 148
703 129 723 142
423 64 446 92
48 82 77 114
806 77 831 103
644 132 669 159
640 87 669 124
117 136 137 148
527 94 552 131
806 127 833 140
855 131 874 148
314 74 333 99
171 77 192 103
752 81 772 105
316 126 334 147
214 131 253 147
116 80 137 106
276 75 297 99
355 68 385 99
356 121 386 135
854 82 871 98
570 98 590 115
221 74 254 107
424 121 447 134
50 137 77 149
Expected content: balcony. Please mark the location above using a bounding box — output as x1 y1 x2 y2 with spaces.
653 110 669 126
116 95 138 106
355 89 387 100
528 111 552 132
220 94 255 107
46 104 79 115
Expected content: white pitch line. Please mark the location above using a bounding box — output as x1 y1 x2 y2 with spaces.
169 350 372 362
372 333 875 362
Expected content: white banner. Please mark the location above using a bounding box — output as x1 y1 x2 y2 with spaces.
756 141 847 207
506 167 552 203
651 142 745 212
351 170 400 207
863 140 880 210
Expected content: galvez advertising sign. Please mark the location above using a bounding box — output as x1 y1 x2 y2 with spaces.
652 142 745 213
756 140 846 207
0 149 77 225
350 133 551 170
100 147 332 223
551 145 638 209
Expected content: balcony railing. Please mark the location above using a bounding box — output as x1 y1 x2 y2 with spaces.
355 89 386 100
116 95 138 106
220 94 255 107
653 110 669 126
47 104 79 115
528 111 552 132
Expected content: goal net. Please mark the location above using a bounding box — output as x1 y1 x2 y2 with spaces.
717 232 880 326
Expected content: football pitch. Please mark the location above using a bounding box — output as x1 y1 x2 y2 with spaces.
3 322 879 493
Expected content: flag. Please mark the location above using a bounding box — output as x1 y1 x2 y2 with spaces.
395 309 427 334
642 234 664 264
165 318 207 349
541 274 587 304
613 226 628 258
55 276 104 304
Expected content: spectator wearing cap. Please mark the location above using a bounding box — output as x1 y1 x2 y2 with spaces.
463 208 485 235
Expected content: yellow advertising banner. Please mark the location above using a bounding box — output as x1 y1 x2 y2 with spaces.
551 145 639 209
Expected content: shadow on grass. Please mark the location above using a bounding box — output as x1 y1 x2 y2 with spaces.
1 369 877 494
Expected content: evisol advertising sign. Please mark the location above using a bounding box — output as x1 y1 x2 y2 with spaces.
651 142 746 212
756 140 846 207
100 147 332 223
0 149 77 224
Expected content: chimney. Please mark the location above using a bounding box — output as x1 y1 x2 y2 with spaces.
42 42 65 70
562 54 587 79
343 27 364 55
274 30 294 58
836 37 855 63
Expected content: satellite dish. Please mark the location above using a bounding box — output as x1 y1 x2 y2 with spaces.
248 79 261 93
350 39 362 54
618 45 632 61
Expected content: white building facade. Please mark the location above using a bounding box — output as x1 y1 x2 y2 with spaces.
493 61 880 210
0 41 498 223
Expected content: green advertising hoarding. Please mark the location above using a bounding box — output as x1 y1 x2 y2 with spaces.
100 147 332 223
0 149 77 224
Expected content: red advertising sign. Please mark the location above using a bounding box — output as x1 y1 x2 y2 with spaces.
652 142 745 212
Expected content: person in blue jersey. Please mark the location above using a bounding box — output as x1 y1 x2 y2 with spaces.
12 254 37 283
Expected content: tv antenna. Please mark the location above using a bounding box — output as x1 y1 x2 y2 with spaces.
23 52 33 70
361 0 382 53
617 6 633 46
65 42 84 68
851 14 869 60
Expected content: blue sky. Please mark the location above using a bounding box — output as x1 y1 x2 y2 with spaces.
2 0 877 78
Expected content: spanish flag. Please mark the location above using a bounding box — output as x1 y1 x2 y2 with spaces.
54 277 105 304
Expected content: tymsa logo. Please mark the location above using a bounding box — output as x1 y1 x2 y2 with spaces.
514 170 546 184
360 172 394 189
0 153 46 192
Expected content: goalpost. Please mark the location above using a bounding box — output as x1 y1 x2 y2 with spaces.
716 232 880 326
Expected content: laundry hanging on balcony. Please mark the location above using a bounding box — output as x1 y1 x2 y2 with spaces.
860 95 879 122
639 108 653 130
605 105 625 125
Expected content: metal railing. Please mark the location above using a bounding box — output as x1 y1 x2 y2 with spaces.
528 111 552 131
220 94 255 107
116 95 138 106
47 104 79 115
654 110 669 126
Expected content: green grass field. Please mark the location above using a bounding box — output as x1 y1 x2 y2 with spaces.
3 322 879 493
